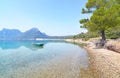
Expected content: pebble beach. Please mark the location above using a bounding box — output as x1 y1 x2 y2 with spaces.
65 39 120 78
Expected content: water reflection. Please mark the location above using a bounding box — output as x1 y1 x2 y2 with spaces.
0 40 89 78
0 40 64 50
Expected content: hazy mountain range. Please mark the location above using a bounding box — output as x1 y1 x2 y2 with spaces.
0 28 70 40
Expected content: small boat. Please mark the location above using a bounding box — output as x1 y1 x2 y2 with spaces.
33 43 44 46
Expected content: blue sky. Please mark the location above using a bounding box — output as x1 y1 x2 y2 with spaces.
0 0 90 36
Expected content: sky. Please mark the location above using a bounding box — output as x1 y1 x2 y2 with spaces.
0 0 91 36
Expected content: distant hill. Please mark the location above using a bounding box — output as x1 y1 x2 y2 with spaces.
0 28 72 40
0 28 49 40
0 28 22 40
17 28 49 40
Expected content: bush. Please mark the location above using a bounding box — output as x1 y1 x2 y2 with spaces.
106 27 120 39
72 32 98 40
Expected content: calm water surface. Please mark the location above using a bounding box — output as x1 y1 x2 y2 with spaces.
0 40 89 78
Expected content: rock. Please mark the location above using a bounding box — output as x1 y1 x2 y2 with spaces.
105 40 120 53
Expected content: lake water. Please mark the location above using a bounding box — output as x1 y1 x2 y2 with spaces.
0 40 89 78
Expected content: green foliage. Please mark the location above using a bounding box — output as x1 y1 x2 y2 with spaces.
80 0 120 41
82 8 92 14
86 4 120 31
86 0 107 9
73 32 98 40
79 19 89 24
106 26 120 39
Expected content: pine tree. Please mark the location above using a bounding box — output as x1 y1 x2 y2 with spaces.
80 0 120 46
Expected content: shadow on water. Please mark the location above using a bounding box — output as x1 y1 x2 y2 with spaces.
64 41 87 48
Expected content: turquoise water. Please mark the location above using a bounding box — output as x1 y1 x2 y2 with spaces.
0 40 89 78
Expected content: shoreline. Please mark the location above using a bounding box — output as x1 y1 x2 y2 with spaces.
65 39 120 78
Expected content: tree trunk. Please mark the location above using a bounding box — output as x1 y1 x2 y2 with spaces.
100 30 106 46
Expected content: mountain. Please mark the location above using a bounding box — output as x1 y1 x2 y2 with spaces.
0 28 22 40
17 28 48 40
0 28 49 40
